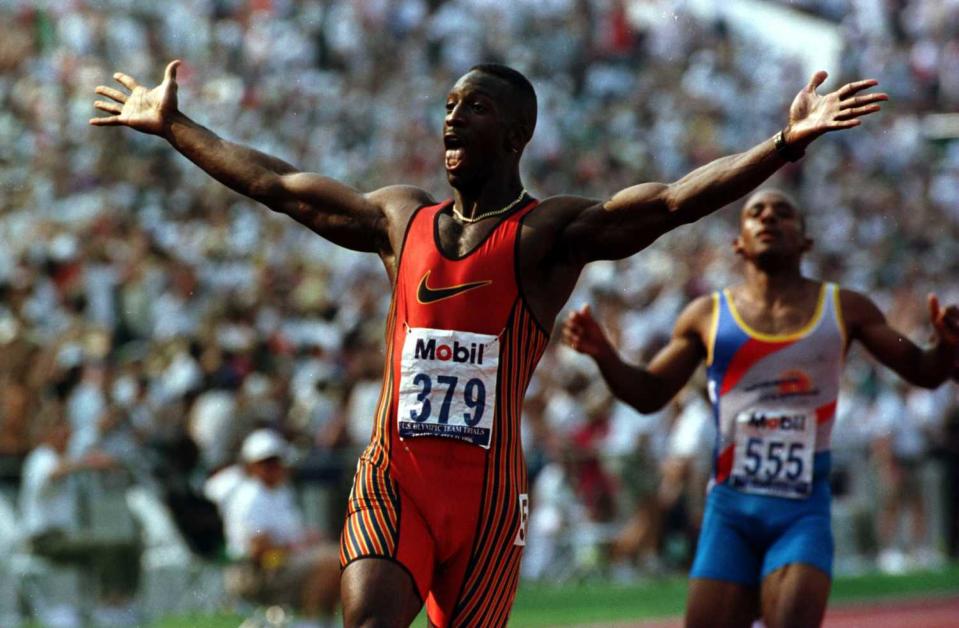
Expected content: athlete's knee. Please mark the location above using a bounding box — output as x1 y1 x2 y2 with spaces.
342 594 420 628
341 561 422 628
686 579 758 628
765 597 826 628
762 582 828 627
766 608 824 628
342 607 403 628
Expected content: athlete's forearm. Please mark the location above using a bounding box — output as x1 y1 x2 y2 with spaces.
663 135 787 224
561 134 793 263
877 337 956 389
593 350 670 414
913 341 958 388
163 111 296 204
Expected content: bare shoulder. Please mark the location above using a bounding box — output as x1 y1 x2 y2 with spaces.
521 195 601 267
527 194 600 228
676 294 715 337
367 185 436 233
366 185 435 215
838 287 884 326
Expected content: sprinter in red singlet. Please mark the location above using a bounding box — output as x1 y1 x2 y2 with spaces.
92 59 886 626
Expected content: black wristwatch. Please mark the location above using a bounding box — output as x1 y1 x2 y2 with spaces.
774 128 805 162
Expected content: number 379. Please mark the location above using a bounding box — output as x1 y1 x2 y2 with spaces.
409 374 486 426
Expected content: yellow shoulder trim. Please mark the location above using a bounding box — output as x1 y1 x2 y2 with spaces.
706 292 720 366
724 283 827 342
831 283 849 355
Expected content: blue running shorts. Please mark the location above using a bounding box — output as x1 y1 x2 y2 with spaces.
691 462 833 586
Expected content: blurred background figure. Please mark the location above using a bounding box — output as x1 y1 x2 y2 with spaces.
603 337 673 580
217 429 340 626
871 379 950 573
19 420 139 626
656 383 716 569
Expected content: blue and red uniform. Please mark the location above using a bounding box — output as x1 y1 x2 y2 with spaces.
691 283 846 585
339 199 548 626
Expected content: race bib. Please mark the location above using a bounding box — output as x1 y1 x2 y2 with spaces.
730 408 815 499
397 327 499 448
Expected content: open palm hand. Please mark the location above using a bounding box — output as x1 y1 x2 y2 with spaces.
785 71 887 147
90 60 181 135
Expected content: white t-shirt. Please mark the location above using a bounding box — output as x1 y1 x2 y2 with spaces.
668 395 716 461
871 387 928 460
0 492 19 551
203 464 245 510
222 478 305 559
19 445 77 537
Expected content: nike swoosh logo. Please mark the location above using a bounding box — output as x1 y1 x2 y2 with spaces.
416 270 492 304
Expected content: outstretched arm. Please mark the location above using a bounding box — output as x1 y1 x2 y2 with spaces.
91 60 407 254
562 299 709 413
846 291 959 388
557 72 887 264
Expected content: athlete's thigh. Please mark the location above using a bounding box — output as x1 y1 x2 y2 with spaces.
340 458 435 626
760 563 830 628
341 558 423 628
760 509 832 585
689 497 762 586
685 578 758 628
424 485 528 627
428 533 524 627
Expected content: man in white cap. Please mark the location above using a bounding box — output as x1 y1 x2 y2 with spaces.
220 429 339 624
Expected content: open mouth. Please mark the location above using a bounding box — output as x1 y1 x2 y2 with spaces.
444 134 466 171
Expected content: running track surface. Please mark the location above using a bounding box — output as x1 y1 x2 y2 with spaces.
580 595 959 627
821 596 959 628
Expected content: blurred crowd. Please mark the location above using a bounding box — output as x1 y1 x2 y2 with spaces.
0 0 958 619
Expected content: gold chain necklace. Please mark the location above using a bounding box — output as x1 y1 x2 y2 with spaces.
452 189 527 224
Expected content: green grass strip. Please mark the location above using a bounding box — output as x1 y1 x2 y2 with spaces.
154 564 959 627
829 563 959 602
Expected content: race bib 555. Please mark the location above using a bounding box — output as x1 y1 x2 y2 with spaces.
730 408 815 499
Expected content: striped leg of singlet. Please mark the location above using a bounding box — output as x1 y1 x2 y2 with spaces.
448 305 547 627
339 455 401 564
341 299 402 566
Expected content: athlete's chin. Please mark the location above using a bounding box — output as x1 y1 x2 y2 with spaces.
752 249 798 269
445 168 479 190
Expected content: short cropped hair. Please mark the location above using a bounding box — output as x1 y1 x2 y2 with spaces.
468 63 537 141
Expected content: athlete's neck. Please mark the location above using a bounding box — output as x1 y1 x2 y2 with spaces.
452 173 525 222
742 261 812 306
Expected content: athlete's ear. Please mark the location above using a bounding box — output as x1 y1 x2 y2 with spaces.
732 235 746 258
504 130 518 153
507 135 520 154
506 122 530 154
801 236 814 253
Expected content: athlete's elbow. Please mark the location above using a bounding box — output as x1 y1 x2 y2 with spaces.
618 390 667 414
900 367 944 389
660 185 702 226
912 374 946 390
247 178 280 204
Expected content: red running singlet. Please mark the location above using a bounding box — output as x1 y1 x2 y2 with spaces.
339 198 549 627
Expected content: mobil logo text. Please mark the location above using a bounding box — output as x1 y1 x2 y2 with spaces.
746 412 807 431
414 337 486 365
